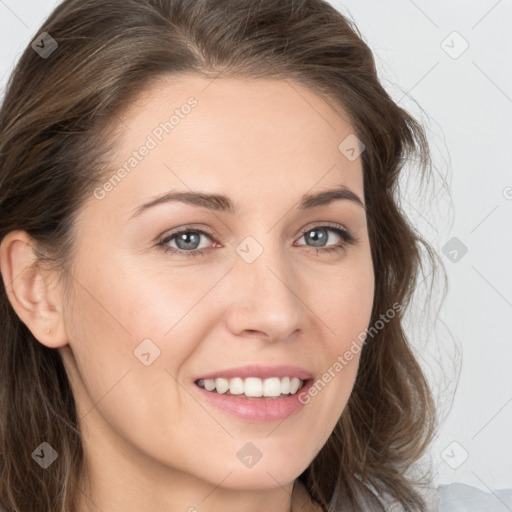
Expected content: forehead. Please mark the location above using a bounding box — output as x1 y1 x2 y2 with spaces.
94 74 364 214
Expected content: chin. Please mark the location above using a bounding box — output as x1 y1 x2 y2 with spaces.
212 464 305 490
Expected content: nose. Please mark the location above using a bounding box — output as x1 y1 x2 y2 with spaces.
223 239 305 342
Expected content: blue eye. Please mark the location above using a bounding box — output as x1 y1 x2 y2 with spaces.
159 228 212 257
295 225 356 254
158 224 356 257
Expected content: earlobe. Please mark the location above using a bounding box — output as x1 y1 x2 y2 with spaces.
0 230 68 348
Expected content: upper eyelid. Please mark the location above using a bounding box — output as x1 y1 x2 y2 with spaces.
297 222 349 236
160 226 215 243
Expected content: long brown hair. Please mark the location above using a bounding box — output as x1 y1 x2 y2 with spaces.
0 0 443 510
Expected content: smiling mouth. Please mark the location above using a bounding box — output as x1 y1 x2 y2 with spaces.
195 376 308 399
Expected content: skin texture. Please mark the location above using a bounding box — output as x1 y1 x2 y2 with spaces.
1 76 374 512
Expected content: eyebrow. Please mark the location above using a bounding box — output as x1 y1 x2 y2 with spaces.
130 184 365 219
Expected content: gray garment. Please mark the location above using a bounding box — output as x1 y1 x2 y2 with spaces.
438 483 512 511
327 482 512 511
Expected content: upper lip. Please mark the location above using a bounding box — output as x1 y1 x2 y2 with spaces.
194 364 314 382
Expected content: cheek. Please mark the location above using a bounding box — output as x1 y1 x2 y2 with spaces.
67 253 214 344
315 254 375 354
61 256 230 414
299 255 374 431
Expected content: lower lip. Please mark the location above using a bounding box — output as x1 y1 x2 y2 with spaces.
193 379 313 422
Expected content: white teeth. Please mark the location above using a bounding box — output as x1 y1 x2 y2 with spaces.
215 378 229 394
197 376 305 397
204 379 216 391
244 377 263 397
280 376 290 394
263 377 281 397
289 377 301 394
229 377 244 395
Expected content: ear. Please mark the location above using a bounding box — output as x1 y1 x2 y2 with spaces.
0 230 68 348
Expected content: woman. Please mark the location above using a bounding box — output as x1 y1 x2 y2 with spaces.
0 0 442 510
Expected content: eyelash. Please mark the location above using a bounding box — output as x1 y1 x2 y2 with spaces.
157 223 357 258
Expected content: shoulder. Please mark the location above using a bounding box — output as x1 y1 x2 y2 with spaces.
438 482 512 511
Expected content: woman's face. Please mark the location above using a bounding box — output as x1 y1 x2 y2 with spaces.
59 75 374 492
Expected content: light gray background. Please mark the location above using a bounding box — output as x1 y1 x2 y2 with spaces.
1 0 511 495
